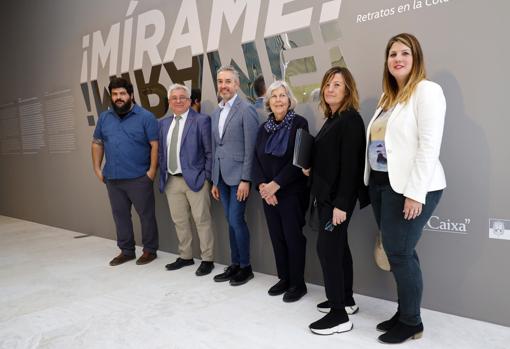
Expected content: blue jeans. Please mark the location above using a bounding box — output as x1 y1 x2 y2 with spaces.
217 176 251 267
369 178 442 325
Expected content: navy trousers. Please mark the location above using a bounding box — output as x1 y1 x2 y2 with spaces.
105 175 159 256
263 193 307 287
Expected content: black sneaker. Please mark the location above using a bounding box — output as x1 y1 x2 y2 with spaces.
317 301 359 315
213 265 240 282
229 265 254 286
283 285 307 302
268 279 289 296
378 321 423 344
195 261 214 276
317 300 330 313
165 257 194 270
376 311 400 332
309 310 353 335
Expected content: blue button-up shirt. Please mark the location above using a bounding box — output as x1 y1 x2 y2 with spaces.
93 104 158 180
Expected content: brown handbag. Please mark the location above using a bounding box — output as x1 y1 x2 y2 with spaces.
374 231 391 271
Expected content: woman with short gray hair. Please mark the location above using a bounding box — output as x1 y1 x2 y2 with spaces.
252 80 309 303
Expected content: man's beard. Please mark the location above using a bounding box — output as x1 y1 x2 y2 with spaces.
111 98 133 116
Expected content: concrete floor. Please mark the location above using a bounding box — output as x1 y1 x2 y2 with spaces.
1 215 509 349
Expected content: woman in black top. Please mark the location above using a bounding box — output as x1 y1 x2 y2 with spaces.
304 67 368 335
252 80 309 302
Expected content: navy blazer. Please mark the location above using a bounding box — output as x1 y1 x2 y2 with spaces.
158 108 212 193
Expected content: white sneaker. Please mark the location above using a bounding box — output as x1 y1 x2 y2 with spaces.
309 319 353 335
345 305 359 315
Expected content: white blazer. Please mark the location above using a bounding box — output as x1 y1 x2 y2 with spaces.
364 80 447 204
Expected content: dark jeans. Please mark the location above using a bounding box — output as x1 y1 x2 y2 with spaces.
105 175 159 256
217 175 251 267
369 178 442 325
263 193 307 287
316 202 356 312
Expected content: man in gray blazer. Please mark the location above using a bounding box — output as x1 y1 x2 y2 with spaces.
210 65 259 286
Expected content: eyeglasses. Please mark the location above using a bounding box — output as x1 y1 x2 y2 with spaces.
170 96 189 102
270 94 288 100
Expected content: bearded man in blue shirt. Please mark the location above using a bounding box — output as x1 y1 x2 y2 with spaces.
91 77 159 266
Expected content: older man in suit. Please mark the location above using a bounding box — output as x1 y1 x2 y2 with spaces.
211 65 259 286
158 83 214 276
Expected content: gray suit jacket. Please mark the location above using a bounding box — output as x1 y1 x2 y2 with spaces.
211 95 259 186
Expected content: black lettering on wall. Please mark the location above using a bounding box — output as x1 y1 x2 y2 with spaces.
163 55 204 89
134 65 168 118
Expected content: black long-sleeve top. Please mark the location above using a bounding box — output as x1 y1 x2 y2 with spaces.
310 108 369 211
252 114 309 197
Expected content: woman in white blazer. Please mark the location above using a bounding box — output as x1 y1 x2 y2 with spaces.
364 33 446 344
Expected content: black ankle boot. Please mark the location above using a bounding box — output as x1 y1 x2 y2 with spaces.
268 279 289 296
376 311 400 332
378 321 423 344
283 284 307 302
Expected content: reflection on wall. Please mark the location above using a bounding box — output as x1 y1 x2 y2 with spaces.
78 3 349 123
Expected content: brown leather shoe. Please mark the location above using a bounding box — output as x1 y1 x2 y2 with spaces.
136 251 157 265
109 253 136 266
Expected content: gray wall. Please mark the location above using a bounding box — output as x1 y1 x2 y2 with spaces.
1 0 509 327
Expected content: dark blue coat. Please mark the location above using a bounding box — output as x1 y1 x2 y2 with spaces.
158 108 212 193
